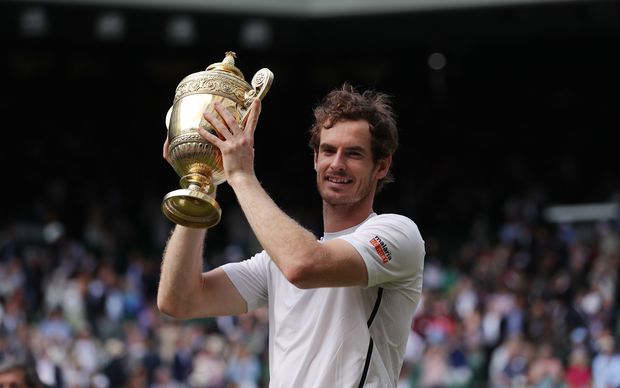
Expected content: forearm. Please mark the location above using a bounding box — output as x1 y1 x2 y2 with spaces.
157 225 207 316
229 175 323 283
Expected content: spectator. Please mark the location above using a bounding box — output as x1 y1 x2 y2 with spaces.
528 342 565 387
591 334 620 388
226 342 261 388
0 357 50 388
565 346 591 388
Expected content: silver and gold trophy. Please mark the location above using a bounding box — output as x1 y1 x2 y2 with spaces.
162 51 274 228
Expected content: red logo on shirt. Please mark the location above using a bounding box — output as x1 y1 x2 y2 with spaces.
370 235 392 264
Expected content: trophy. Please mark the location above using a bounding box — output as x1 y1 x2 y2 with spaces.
162 51 274 228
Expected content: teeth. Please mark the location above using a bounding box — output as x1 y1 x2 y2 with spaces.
328 177 351 183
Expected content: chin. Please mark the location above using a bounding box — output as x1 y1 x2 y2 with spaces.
321 192 356 206
317 181 360 205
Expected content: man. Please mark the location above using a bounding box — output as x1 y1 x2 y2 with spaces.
0 358 47 388
158 83 425 387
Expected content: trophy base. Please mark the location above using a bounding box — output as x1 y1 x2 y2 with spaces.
161 189 222 229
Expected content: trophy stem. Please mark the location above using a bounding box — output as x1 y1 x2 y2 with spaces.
180 172 215 194
162 172 221 228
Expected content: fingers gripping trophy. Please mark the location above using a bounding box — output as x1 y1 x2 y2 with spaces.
162 51 274 228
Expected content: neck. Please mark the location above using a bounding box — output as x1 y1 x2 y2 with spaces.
322 200 374 233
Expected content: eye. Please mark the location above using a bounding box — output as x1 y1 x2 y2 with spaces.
320 147 335 155
347 150 363 158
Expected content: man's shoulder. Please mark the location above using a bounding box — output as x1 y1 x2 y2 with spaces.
372 213 414 223
366 213 420 233
355 213 424 249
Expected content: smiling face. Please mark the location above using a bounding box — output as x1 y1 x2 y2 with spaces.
314 119 390 208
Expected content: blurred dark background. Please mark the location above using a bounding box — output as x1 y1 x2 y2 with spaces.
2 0 619 258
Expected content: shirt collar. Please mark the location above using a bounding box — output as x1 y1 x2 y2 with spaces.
322 212 377 241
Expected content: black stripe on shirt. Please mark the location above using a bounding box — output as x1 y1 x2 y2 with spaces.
358 337 374 388
367 287 384 327
358 287 384 387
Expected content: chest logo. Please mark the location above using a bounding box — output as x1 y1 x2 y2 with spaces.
370 235 392 264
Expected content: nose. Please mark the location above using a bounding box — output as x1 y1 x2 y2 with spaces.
329 150 346 171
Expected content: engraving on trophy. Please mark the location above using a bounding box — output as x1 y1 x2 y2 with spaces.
174 75 249 104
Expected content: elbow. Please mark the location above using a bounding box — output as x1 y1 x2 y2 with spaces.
157 293 189 319
279 245 326 289
156 296 177 318
282 260 317 289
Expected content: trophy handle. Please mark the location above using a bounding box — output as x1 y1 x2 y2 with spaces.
242 68 274 116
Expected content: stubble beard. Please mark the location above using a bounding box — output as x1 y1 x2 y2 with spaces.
317 176 375 209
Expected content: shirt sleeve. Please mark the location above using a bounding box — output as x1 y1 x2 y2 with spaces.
221 250 270 311
338 214 425 288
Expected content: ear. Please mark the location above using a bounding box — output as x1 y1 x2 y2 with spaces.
375 155 392 179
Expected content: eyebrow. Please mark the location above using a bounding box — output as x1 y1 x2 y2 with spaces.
318 143 366 154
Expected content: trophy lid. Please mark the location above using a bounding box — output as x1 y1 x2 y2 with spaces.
206 51 245 79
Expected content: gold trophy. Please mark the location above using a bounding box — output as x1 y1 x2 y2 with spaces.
162 51 274 228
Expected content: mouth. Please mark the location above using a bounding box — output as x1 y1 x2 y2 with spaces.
326 175 352 185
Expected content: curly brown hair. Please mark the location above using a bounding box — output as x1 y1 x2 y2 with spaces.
308 83 399 193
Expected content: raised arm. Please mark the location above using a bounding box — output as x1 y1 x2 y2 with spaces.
157 138 247 319
230 175 369 289
157 226 247 319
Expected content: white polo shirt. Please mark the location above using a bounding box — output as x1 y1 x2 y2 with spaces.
222 213 425 388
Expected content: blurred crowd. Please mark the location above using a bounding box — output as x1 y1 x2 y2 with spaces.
403 192 620 388
1 184 619 388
